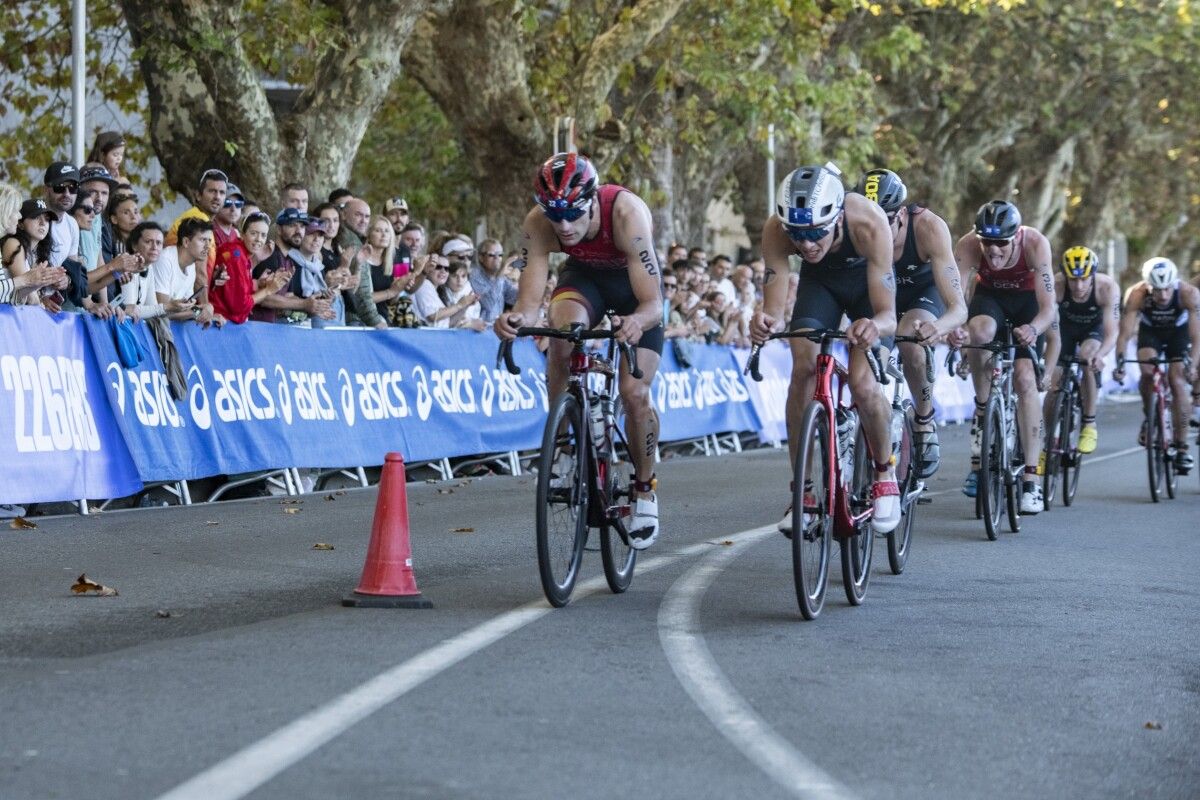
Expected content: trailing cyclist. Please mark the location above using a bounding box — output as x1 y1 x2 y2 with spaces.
855 168 968 479
495 153 665 549
1112 258 1200 473
1039 246 1120 455
751 163 900 536
950 200 1056 514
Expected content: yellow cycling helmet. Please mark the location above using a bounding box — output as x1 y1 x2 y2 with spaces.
1061 246 1097 279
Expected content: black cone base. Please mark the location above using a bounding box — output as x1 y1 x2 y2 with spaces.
342 591 433 608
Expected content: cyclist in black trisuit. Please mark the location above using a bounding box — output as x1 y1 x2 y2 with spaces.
495 153 665 548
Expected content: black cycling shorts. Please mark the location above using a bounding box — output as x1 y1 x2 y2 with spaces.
1058 320 1103 361
896 276 945 319
1137 324 1190 359
790 265 894 349
968 285 1043 360
552 265 664 355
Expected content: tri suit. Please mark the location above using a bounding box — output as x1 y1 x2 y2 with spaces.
893 204 945 318
1136 282 1191 358
551 183 664 354
1057 280 1104 360
967 228 1043 359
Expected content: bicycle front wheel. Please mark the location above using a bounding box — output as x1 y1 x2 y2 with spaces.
1006 415 1024 533
1041 391 1063 511
888 401 916 575
1062 387 1083 506
1147 399 1164 503
535 392 589 607
792 402 832 620
978 399 1005 540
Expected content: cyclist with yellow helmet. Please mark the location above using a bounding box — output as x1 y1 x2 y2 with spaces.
1040 246 1120 455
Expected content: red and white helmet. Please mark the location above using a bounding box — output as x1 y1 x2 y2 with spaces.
533 152 598 213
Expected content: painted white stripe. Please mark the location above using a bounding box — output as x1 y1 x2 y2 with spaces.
152 537 733 800
658 527 860 800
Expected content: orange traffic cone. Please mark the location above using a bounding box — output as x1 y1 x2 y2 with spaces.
342 453 432 608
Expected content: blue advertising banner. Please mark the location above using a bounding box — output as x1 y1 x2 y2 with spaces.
0 307 141 503
82 319 548 480
653 342 761 441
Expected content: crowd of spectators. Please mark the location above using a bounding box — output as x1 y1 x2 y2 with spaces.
1 132 770 350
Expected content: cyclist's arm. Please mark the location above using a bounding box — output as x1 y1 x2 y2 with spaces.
847 193 896 339
758 218 793 326
919 211 967 335
612 192 665 337
1042 281 1062 372
1096 274 1120 359
1114 284 1145 361
1183 283 1200 362
1026 231 1057 336
952 233 979 307
508 209 556 325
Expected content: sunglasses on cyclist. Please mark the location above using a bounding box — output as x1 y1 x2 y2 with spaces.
538 196 588 224
976 236 1013 249
224 199 245 208
784 222 834 243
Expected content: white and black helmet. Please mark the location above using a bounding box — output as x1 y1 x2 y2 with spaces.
776 163 845 229
1141 257 1178 289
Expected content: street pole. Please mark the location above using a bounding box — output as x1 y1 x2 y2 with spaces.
71 0 86 166
766 124 776 215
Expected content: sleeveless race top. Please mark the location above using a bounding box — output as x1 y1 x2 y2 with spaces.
798 215 866 272
1139 282 1188 329
977 228 1036 292
893 204 931 285
1059 279 1101 328
561 184 629 271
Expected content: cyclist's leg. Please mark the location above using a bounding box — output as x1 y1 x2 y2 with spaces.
1076 336 1102 435
897 305 938 420
1135 327 1161 409
1164 330 1191 467
618 340 662 485
547 268 603 400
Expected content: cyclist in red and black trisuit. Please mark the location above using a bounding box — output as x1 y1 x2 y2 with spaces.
1113 257 1200 473
950 200 1056 514
496 153 664 549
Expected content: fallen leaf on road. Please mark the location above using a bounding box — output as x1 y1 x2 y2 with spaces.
284 508 301 515
334 490 345 496
452 527 474 533
10 517 37 530
71 574 118 597
205 521 220 526
424 479 437 484
456 480 472 487
1144 721 1163 730
281 498 302 505
706 539 734 546
312 543 335 550
324 494 337 501
155 609 172 618
437 488 455 495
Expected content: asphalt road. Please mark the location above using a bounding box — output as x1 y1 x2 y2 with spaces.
1 400 1197 800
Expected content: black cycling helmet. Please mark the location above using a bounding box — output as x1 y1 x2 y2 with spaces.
855 168 907 215
974 200 1022 240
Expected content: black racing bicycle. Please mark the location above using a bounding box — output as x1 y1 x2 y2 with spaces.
498 323 642 607
1042 356 1098 510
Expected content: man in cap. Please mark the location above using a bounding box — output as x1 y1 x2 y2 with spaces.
42 162 81 267
212 183 245 250
383 197 410 237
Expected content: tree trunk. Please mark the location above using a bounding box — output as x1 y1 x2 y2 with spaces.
118 0 430 208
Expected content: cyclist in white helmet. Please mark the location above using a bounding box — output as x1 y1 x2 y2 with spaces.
751 163 900 537
1113 257 1200 473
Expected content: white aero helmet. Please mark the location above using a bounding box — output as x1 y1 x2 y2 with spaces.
1141 257 1178 289
776 162 845 229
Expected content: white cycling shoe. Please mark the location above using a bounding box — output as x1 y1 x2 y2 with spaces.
628 492 659 550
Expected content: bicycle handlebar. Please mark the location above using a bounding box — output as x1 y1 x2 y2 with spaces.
496 324 643 380
892 335 935 385
946 340 1044 388
744 329 885 386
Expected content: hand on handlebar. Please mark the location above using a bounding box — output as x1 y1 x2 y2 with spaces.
1014 323 1038 347
913 319 941 346
609 314 643 345
750 311 781 345
845 317 880 350
947 326 969 349
494 312 524 341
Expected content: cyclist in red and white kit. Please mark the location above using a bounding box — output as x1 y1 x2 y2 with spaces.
495 153 665 549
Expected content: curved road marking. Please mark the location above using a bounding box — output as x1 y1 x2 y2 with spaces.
658 528 860 800
153 535 752 800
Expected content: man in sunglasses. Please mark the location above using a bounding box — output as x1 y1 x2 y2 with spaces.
949 200 1056 513
495 152 665 550
752 162 900 537
212 183 245 250
855 168 968 479
43 162 82 268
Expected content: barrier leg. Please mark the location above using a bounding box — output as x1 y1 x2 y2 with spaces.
78 499 89 516
508 451 521 476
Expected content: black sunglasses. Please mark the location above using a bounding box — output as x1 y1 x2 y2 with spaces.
78 205 97 215
663 282 678 289
977 236 1013 248
52 183 78 194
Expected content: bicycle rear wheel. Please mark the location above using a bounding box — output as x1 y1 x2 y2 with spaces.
792 402 832 620
535 392 589 607
1041 390 1064 511
1147 399 1164 503
841 424 874 605
599 454 636 593
1062 387 1083 506
888 401 916 575
979 399 1004 540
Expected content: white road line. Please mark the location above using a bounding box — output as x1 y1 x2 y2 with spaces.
922 445 1142 498
658 527 860 800
152 537 740 800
